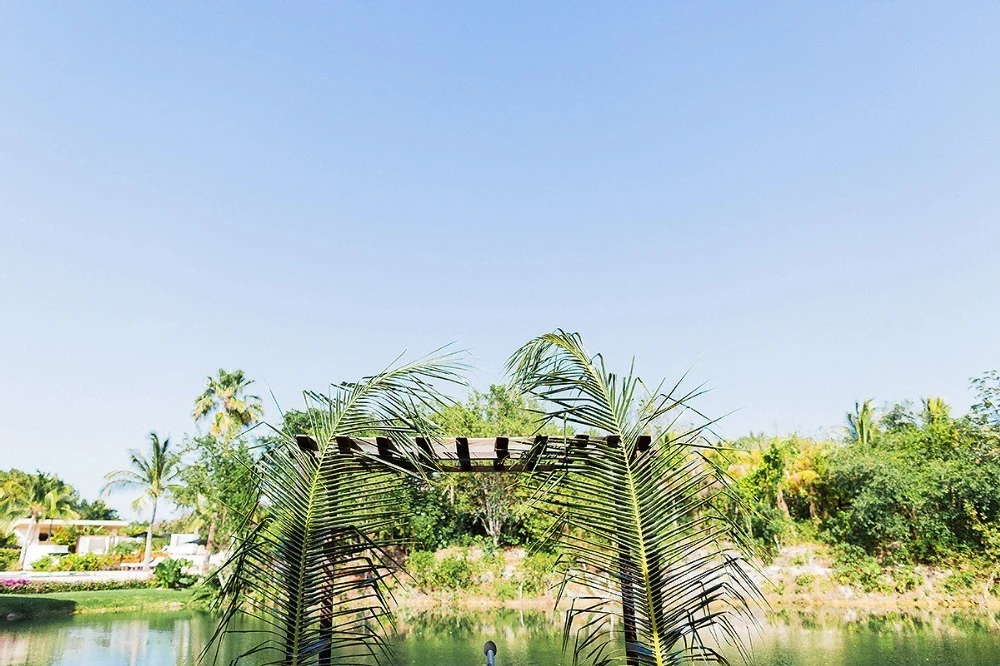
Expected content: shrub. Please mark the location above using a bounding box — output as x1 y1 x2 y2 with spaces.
405 550 474 592
942 570 977 594
0 549 18 571
892 566 923 593
794 573 815 590
492 579 519 600
0 579 151 595
434 554 474 591
152 559 198 589
31 555 55 571
406 551 437 591
48 527 80 548
111 541 142 559
520 552 557 596
33 553 119 572
832 544 891 593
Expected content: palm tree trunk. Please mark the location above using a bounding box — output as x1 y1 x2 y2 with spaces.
144 498 158 570
17 514 38 570
204 504 226 574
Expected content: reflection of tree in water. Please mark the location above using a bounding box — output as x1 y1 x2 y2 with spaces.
395 608 562 638
0 618 71 666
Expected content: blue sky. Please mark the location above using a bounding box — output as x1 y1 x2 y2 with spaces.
2 3 998 515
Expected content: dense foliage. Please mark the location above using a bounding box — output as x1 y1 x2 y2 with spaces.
718 373 1000 569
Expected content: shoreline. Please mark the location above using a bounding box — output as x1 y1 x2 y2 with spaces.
4 587 999 624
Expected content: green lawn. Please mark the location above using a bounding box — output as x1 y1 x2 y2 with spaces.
0 588 191 618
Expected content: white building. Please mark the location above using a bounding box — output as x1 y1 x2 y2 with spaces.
11 519 130 569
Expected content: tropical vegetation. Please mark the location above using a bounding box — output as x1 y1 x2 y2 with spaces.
2 333 999 664
102 432 184 569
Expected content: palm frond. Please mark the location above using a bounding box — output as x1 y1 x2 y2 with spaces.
507 330 761 666
208 349 465 666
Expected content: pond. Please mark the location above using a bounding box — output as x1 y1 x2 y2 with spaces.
3 608 1000 666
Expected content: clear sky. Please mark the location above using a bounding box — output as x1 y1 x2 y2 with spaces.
2 3 998 516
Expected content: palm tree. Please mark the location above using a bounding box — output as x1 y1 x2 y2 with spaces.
207 351 464 666
507 330 759 666
923 396 951 425
1 471 78 570
846 399 878 446
102 432 184 569
191 369 265 569
193 369 265 441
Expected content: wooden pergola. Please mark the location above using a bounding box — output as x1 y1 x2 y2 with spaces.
295 434 652 472
295 433 653 666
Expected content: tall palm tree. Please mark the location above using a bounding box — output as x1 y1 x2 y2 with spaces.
1 471 78 570
102 432 184 569
507 331 759 666
192 369 265 569
193 369 265 441
207 351 464 666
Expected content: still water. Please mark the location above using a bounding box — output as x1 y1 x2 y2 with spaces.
3 608 1000 666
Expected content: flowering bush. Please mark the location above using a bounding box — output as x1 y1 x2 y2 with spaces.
0 578 31 592
0 578 152 595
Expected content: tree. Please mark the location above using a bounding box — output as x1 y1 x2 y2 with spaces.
508 330 757 665
189 369 265 566
971 371 1000 429
0 471 78 570
846 399 878 446
433 386 557 546
102 432 183 570
74 498 120 521
193 369 265 442
210 351 464 666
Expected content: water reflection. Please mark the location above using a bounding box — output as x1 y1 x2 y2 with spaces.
2 608 1000 666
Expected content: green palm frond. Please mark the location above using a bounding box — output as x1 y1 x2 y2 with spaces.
208 349 465 666
507 330 761 666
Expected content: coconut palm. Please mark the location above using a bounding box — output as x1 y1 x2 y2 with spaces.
194 369 265 441
846 399 878 447
507 330 759 666
1 471 78 570
102 432 184 569
208 351 464 666
923 396 951 425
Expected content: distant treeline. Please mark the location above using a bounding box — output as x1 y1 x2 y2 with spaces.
4 370 999 577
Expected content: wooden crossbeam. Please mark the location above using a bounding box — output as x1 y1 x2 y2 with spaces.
336 436 359 455
494 437 509 470
523 435 547 471
290 435 656 472
296 435 319 453
455 437 472 471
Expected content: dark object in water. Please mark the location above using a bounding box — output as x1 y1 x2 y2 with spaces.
484 640 497 666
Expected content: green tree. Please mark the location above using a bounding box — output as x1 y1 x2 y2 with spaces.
508 330 757 665
846 399 879 446
188 369 265 566
193 369 264 442
102 432 183 569
970 370 1000 430
0 471 79 570
74 498 120 520
211 351 464 666
433 385 559 546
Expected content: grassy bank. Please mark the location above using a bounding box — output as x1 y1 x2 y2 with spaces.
1 588 191 619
